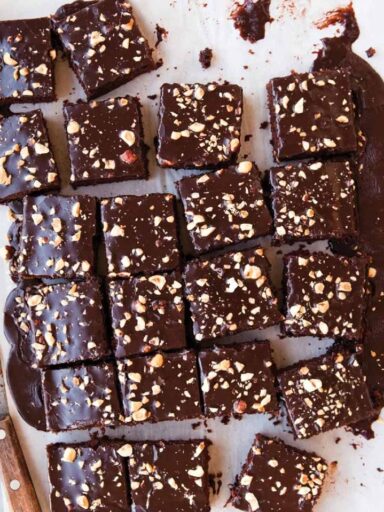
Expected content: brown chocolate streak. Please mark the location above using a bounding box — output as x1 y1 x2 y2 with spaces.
314 6 384 437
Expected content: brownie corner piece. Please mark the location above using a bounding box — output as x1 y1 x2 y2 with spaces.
53 0 155 99
270 160 357 245
0 16 56 106
284 251 368 340
108 271 186 358
267 69 357 161
118 350 201 424
157 82 243 169
47 440 130 511
230 434 329 512
129 440 211 512
42 362 121 431
278 350 374 438
18 195 97 280
198 341 278 418
63 95 147 187
0 110 60 204
101 193 180 277
178 161 272 254
184 248 282 342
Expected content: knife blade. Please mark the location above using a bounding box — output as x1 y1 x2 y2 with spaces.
0 357 41 512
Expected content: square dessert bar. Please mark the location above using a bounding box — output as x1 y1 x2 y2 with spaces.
267 69 357 161
129 440 210 512
0 17 56 105
278 350 374 439
198 341 278 417
184 248 282 342
230 434 329 512
53 0 155 100
22 279 110 367
117 350 201 424
64 96 148 187
42 362 121 431
157 82 243 169
17 195 97 280
108 271 186 358
101 194 180 277
47 440 130 512
284 251 368 340
178 161 272 254
270 160 357 245
0 110 60 204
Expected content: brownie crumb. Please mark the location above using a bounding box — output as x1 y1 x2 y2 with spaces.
231 0 272 43
199 47 213 68
259 120 269 129
366 47 376 58
147 94 157 100
244 133 253 141
155 24 168 47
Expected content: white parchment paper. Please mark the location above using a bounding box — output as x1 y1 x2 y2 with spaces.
0 0 384 510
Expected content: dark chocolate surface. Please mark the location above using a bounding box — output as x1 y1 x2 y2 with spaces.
0 110 60 203
230 434 328 512
117 350 201 424
157 82 243 169
53 0 155 99
0 17 56 105
278 350 374 439
6 348 47 431
108 271 186 358
42 362 121 431
231 0 272 43
267 69 357 161
198 341 278 418
184 248 282 342
64 96 147 187
178 161 272 254
129 440 210 512
48 440 130 512
17 195 97 280
270 160 357 244
284 251 368 340
101 194 180 277
20 280 110 367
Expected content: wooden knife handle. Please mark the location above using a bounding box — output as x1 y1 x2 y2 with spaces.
0 415 41 512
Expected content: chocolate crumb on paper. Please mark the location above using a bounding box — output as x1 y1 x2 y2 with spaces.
199 47 213 68
231 0 273 43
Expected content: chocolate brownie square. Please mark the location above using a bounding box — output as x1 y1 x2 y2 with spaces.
17 195 97 280
267 69 357 161
157 82 243 169
198 341 278 417
108 271 186 358
284 251 368 340
53 0 155 100
129 440 210 512
101 194 180 277
178 161 272 254
47 440 130 511
0 17 56 105
0 110 60 204
21 279 110 367
42 362 121 431
270 160 357 244
184 248 282 342
278 350 374 438
63 95 147 187
117 350 201 424
230 434 329 512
